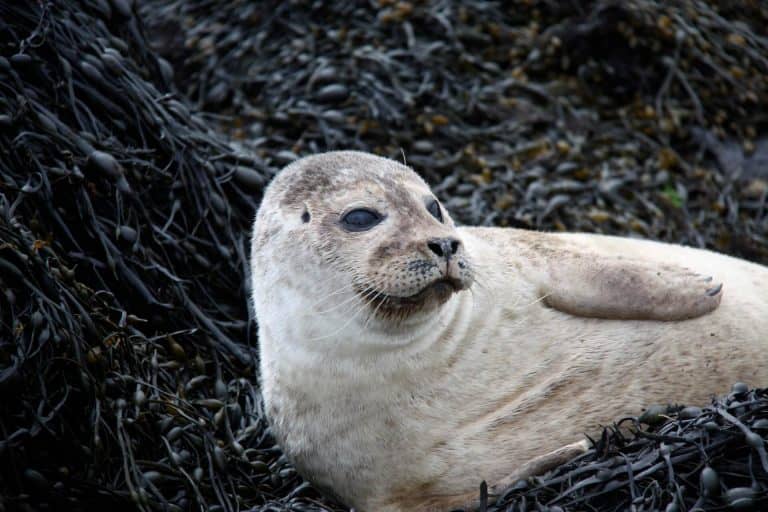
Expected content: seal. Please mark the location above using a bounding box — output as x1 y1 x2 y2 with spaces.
249 150 768 512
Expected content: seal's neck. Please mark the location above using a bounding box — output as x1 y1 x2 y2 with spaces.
262 283 470 374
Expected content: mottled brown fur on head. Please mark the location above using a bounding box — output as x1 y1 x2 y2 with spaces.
270 151 421 211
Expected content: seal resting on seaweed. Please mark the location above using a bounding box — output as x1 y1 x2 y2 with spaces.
249 151 768 512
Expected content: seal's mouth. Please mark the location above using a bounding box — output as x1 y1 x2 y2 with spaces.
366 276 465 310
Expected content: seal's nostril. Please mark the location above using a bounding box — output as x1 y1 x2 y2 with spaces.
428 238 460 260
428 241 444 257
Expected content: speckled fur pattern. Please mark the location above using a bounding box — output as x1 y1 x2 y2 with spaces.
250 151 768 512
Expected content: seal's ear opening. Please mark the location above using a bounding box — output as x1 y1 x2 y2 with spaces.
302 210 310 223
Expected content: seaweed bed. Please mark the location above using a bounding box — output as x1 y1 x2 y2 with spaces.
0 1 766 511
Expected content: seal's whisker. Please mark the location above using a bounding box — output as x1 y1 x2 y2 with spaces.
467 286 480 317
310 274 356 293
503 290 526 311
360 277 392 328
468 272 490 292
311 285 354 304
328 283 379 318
305 271 347 291
363 295 387 330
305 266 378 309
311 285 360 313
519 292 551 309
467 268 496 301
305 303 365 342
305 287 380 341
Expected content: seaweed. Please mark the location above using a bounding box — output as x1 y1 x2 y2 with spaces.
145 0 768 263
486 386 768 511
0 2 306 511
1 1 767 511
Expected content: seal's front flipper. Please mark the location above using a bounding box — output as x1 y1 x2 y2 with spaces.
542 257 723 321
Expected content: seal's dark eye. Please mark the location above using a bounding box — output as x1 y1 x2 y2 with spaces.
427 199 443 223
340 208 383 232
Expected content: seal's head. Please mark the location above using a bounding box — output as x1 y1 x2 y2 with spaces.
251 151 473 340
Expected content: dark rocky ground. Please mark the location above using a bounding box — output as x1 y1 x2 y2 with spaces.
0 1 766 511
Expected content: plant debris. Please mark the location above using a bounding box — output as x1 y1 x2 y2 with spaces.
1 1 767 511
146 0 768 263
0 2 305 511
484 385 768 511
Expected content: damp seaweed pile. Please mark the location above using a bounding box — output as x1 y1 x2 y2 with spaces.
488 385 768 512
0 2 307 511
1 1 767 512
146 0 768 264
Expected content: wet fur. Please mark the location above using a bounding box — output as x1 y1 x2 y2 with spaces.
250 151 768 511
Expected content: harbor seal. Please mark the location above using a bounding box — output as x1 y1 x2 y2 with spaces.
249 150 768 512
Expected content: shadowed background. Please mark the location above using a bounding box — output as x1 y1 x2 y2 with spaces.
0 1 766 511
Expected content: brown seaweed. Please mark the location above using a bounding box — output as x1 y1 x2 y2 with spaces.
1 1 767 511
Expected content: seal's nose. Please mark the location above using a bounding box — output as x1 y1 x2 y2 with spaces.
427 237 460 260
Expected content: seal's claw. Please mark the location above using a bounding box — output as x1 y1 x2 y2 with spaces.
706 283 723 296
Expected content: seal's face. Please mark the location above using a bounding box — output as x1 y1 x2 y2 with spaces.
252 151 473 328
